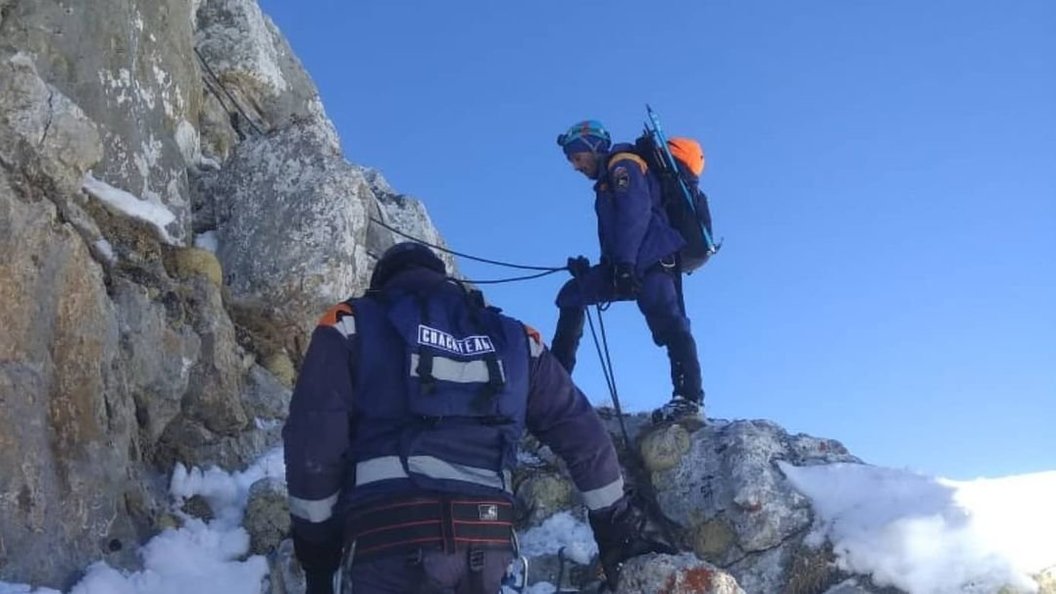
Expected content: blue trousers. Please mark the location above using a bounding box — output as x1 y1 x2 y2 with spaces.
551 264 702 401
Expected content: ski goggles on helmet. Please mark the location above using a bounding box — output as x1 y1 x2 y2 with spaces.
556 120 611 154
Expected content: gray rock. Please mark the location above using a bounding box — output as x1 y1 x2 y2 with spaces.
2 0 199 242
513 469 577 527
181 275 248 435
0 53 103 195
268 538 308 594
0 53 108 260
582 418 858 592
181 494 215 522
615 553 745 594
211 118 373 336
111 279 201 442
244 478 289 555
244 364 292 423
367 184 459 277
156 411 274 472
197 90 239 164
651 420 858 560
357 165 396 196
0 170 143 588
639 422 692 472
195 0 323 132
0 0 475 588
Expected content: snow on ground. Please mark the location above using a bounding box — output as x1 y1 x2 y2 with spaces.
194 230 219 253
516 511 598 565
82 174 177 244
780 461 1056 594
5 452 1054 593
0 450 284 594
501 512 599 593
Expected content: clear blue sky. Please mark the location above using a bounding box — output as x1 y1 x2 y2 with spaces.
258 1 1055 480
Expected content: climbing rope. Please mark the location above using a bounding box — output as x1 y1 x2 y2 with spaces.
461 269 566 285
586 305 631 447
194 47 267 137
369 217 566 275
585 303 684 552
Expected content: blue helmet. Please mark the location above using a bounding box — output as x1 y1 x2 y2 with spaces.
370 242 446 289
556 120 611 156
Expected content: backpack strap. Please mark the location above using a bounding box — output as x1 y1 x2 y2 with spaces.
607 151 649 174
466 298 507 414
414 296 437 396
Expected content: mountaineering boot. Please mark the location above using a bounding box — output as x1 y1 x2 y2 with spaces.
653 332 704 424
651 395 702 425
550 306 586 374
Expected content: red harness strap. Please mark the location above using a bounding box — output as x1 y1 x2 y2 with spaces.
347 496 515 560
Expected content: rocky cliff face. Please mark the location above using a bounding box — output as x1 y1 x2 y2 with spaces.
0 0 452 588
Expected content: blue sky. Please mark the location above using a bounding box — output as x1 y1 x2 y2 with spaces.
258 1 1055 480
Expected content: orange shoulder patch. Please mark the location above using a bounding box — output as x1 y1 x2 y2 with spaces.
524 324 546 356
524 324 542 344
608 152 648 174
317 302 353 327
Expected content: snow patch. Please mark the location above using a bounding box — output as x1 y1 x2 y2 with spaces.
92 240 115 265
82 173 177 244
253 418 281 431
781 462 1056 594
198 156 222 171
169 448 285 528
517 511 598 564
132 134 164 181
99 69 134 106
174 120 201 165
180 357 194 383
195 231 219 253
190 0 204 29
0 449 285 594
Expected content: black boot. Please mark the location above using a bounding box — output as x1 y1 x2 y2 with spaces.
666 332 703 402
550 307 586 374
653 332 704 424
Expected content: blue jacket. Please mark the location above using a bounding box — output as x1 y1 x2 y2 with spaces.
283 268 624 572
594 143 685 275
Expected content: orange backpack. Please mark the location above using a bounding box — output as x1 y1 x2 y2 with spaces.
633 132 715 272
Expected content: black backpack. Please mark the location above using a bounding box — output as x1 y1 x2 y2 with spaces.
632 132 716 273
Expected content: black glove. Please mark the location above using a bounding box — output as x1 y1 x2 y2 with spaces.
305 569 335 594
293 530 341 594
567 255 591 279
611 263 640 298
588 494 677 588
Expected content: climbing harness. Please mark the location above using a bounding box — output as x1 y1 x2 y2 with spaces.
501 531 530 592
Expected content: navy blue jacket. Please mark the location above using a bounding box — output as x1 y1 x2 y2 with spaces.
283 268 624 573
594 143 685 275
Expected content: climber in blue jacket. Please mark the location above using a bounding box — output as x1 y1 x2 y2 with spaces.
553 119 705 423
283 242 671 594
